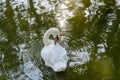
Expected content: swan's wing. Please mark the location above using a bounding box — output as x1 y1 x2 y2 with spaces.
41 43 68 67
51 45 68 63
41 45 57 66
60 48 68 62
41 47 52 64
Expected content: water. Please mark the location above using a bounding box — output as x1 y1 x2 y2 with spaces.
0 0 120 80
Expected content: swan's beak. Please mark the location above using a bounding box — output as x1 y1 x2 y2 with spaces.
54 36 59 45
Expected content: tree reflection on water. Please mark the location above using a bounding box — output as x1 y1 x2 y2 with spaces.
0 0 120 80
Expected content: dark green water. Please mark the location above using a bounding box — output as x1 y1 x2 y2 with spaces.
0 0 120 80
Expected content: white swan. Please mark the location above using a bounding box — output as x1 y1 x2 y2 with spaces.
41 28 68 72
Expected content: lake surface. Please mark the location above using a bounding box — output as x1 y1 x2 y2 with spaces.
0 0 120 80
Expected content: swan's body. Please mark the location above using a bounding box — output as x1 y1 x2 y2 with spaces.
41 28 68 72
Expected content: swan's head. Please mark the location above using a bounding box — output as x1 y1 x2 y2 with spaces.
54 35 59 45
52 28 60 45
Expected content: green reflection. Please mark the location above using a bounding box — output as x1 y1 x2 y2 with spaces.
0 0 120 80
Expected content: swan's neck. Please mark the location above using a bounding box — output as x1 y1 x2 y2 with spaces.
43 28 60 46
43 30 51 46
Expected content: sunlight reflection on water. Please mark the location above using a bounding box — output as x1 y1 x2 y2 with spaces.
69 51 90 67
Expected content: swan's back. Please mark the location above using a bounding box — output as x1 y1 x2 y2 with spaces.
41 42 68 72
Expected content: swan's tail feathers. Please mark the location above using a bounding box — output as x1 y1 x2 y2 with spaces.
52 62 67 72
